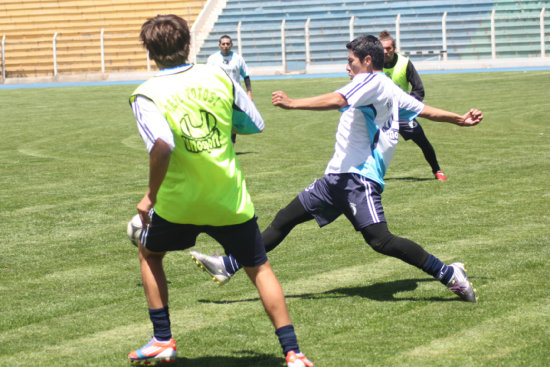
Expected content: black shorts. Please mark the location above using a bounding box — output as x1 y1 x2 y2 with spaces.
298 173 386 231
140 211 268 267
398 118 425 141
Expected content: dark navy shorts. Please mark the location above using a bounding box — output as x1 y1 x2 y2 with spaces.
140 212 268 267
398 118 425 141
298 173 386 231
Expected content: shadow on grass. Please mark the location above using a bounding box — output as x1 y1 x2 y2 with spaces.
235 151 255 156
198 277 459 304
385 176 433 182
169 350 282 366
325 278 454 302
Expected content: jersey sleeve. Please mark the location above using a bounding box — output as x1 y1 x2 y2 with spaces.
206 53 216 66
231 79 264 134
239 55 250 79
396 86 425 121
131 96 175 153
335 73 377 107
406 61 425 101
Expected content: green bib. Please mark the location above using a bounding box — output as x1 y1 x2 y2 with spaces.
383 53 410 92
130 64 255 225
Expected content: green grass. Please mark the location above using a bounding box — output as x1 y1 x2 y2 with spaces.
1 70 549 366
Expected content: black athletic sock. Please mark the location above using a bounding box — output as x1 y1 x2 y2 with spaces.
223 254 241 274
276 324 300 356
413 134 440 173
149 306 172 341
263 196 313 253
422 254 454 285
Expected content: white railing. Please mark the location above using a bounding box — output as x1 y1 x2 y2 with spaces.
262 9 548 73
281 19 287 73
442 12 448 61
541 8 547 58
190 0 227 63
1 35 5 79
52 32 58 76
237 21 242 56
305 18 311 68
100 29 105 73
1 9 548 81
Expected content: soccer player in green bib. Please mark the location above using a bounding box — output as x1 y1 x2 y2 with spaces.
127 14 313 367
379 30 448 181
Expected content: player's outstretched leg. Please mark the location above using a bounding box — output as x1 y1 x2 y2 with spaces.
446 262 477 302
128 337 177 365
190 196 313 284
362 223 477 302
190 250 235 285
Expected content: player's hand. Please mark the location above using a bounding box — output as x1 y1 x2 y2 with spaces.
272 91 292 109
137 194 155 228
461 108 483 126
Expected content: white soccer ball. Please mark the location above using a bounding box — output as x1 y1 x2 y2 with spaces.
127 214 143 247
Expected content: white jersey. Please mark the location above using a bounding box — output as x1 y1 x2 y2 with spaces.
207 51 250 84
326 72 424 190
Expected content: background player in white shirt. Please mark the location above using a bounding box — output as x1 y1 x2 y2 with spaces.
191 35 482 303
208 35 252 144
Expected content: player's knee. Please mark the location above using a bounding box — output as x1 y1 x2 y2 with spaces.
271 208 288 229
361 222 394 254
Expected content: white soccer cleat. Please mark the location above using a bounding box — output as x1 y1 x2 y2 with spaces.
190 250 232 285
446 262 477 302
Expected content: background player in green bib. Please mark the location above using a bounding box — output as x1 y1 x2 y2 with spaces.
379 30 448 181
127 14 313 367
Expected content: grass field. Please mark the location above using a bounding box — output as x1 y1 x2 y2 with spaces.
1 70 549 366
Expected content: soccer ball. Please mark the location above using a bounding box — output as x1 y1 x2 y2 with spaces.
126 214 143 247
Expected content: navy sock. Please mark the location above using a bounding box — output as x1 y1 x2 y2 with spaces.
149 306 172 341
223 254 242 275
422 254 454 285
275 324 300 356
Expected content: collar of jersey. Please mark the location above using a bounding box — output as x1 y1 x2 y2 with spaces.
156 64 194 76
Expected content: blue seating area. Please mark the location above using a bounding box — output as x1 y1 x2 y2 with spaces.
196 0 549 69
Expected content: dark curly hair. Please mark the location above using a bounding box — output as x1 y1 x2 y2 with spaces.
346 35 384 70
140 14 190 68
378 30 396 48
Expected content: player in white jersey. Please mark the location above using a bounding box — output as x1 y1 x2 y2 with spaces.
190 35 482 303
207 35 252 97
207 35 252 143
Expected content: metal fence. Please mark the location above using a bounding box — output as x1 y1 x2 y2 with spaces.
199 8 549 72
1 8 549 80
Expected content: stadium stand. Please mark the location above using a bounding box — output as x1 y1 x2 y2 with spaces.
0 0 203 78
196 0 549 70
0 0 548 80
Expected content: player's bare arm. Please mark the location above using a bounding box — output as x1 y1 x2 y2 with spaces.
272 91 348 110
137 138 172 225
420 105 483 126
244 76 253 100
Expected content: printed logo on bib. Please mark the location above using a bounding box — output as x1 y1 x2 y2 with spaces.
179 110 222 153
